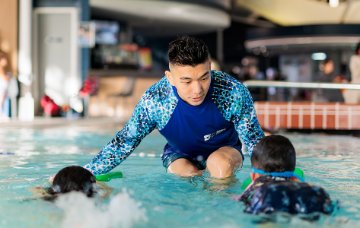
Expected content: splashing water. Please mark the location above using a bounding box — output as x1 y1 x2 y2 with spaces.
56 190 147 228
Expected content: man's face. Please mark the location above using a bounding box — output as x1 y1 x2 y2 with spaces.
166 60 211 106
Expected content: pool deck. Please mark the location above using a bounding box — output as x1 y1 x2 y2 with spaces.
0 117 124 129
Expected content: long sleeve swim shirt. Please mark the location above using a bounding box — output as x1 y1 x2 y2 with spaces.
84 71 264 175
238 176 335 216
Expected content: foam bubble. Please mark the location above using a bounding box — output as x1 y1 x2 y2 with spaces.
56 190 147 228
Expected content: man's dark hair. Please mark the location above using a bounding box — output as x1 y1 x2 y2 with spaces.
46 166 96 199
251 135 296 172
168 36 209 66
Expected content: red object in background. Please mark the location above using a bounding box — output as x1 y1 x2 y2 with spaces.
138 47 152 70
119 43 138 52
40 95 61 116
79 76 99 97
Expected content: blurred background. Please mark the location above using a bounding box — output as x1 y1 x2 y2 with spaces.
1 0 360 131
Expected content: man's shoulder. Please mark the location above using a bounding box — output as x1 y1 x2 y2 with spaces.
143 77 172 100
211 70 251 108
139 77 177 121
212 70 243 86
211 70 248 97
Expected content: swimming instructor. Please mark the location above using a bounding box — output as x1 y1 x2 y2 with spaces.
84 36 264 178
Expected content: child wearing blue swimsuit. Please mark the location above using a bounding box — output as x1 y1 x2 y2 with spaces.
237 135 335 218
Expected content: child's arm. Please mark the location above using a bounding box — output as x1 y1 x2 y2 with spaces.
29 186 54 201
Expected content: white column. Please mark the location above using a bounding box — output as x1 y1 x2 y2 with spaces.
18 0 34 121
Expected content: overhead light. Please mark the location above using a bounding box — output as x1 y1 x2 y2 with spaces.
329 0 339 8
311 52 327 60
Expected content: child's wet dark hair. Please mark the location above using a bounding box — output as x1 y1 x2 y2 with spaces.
251 135 296 172
45 166 96 201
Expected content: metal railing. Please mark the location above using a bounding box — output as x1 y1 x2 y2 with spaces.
243 80 360 90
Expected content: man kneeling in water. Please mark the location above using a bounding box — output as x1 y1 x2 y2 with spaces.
236 135 335 219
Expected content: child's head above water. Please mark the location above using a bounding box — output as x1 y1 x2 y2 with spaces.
251 135 296 174
239 135 336 217
47 166 96 198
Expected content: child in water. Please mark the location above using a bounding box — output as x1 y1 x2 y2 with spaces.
236 135 335 219
34 166 110 201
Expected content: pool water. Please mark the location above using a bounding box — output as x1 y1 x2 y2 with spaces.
0 123 359 228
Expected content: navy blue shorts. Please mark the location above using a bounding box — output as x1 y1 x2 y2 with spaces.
161 142 244 170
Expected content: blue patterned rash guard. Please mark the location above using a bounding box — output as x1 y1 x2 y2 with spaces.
237 176 335 216
84 71 264 175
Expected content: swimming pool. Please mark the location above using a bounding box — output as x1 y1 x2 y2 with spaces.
0 120 359 227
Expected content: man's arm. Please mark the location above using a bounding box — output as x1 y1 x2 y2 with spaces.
84 96 156 175
232 85 264 156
